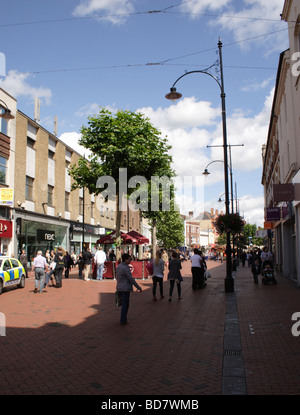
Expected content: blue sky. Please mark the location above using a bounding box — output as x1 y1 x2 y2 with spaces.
0 0 290 226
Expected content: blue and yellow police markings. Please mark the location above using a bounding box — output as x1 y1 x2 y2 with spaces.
0 268 21 286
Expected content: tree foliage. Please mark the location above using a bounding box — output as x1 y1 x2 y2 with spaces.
68 108 175 258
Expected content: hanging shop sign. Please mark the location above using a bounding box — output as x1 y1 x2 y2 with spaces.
0 188 14 206
0 220 12 238
273 183 294 202
266 207 281 222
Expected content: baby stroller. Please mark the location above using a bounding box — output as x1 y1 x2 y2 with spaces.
261 261 277 285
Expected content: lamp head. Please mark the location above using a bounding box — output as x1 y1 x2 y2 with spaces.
165 87 182 102
218 197 223 203
202 168 210 176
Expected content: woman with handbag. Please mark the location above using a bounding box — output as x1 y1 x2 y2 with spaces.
167 251 183 301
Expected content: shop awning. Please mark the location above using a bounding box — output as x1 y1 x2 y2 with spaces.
127 230 149 245
97 231 138 245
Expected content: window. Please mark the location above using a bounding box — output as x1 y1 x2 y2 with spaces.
65 192 70 211
47 185 54 206
101 206 104 217
3 259 11 270
48 150 55 159
11 259 20 268
106 207 109 218
0 156 7 184
79 197 83 215
0 107 8 135
25 176 34 200
27 137 35 149
91 202 94 218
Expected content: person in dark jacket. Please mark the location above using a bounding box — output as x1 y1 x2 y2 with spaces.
82 248 93 281
167 251 183 301
116 253 142 325
251 259 261 285
54 247 65 288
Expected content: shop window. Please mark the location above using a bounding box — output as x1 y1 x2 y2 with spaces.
25 176 34 201
0 156 7 184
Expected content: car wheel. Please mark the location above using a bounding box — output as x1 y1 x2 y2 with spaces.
0 280 3 295
18 275 25 289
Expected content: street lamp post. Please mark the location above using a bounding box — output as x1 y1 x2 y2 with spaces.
166 38 234 292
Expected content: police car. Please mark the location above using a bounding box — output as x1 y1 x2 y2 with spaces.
0 257 26 295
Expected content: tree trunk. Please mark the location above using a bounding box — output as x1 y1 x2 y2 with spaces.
152 219 157 259
115 193 122 261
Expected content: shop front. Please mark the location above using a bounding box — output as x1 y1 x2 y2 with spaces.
15 211 69 265
69 222 110 255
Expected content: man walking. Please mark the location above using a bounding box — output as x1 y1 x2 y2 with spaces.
116 254 142 325
32 251 48 293
94 246 106 280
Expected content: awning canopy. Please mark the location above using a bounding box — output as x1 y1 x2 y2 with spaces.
127 230 149 245
97 231 138 245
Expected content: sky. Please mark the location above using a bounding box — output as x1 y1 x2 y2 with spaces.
0 0 290 227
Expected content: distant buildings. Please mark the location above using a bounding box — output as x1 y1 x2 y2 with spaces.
181 208 223 251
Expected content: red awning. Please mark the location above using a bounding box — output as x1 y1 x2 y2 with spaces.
127 230 149 244
97 231 138 245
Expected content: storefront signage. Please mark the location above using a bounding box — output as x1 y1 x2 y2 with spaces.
266 207 281 221
0 220 12 238
70 222 99 235
273 183 294 202
0 188 14 207
37 229 55 241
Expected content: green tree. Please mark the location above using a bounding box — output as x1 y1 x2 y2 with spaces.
68 108 174 259
153 201 185 250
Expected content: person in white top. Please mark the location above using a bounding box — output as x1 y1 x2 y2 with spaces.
191 248 205 290
94 246 107 280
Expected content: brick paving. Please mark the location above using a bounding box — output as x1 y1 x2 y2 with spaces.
0 260 300 395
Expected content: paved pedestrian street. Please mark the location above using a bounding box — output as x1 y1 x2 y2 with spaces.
0 260 300 396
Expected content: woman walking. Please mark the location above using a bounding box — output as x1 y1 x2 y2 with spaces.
152 251 165 301
167 251 183 301
191 248 205 290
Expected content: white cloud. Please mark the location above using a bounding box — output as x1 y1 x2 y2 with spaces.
73 0 135 24
239 194 265 227
0 70 52 105
59 131 85 156
181 0 287 52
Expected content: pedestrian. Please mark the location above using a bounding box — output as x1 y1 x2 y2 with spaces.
241 251 247 267
19 249 28 278
45 258 57 287
108 249 116 261
251 259 261 284
260 246 273 268
167 251 183 301
78 252 84 278
191 248 205 290
82 247 93 281
94 246 107 280
116 253 142 325
54 247 65 288
64 251 73 278
32 250 48 293
151 251 165 301
162 249 168 267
